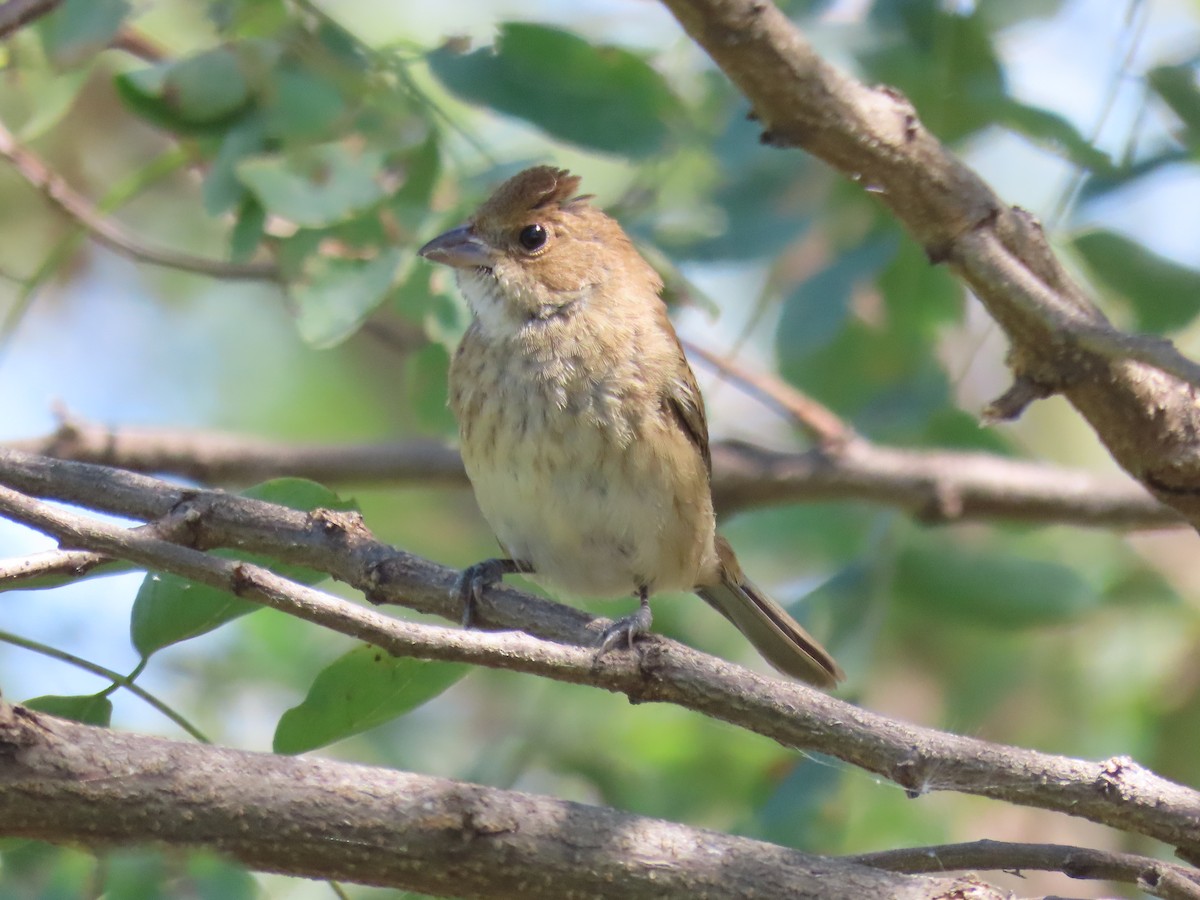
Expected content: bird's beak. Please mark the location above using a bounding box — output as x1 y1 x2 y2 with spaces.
418 225 493 269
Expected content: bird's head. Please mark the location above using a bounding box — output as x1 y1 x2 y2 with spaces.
418 166 658 332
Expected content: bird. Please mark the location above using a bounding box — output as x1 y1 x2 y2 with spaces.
418 165 844 687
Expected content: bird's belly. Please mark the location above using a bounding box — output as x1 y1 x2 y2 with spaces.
460 403 709 599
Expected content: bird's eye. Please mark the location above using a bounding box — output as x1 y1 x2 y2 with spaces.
518 223 548 252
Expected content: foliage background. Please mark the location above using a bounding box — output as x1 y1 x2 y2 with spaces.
2 0 1200 896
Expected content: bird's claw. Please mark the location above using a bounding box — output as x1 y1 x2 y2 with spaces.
597 596 653 657
453 558 525 628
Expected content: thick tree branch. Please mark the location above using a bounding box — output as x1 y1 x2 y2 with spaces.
5 419 1178 530
2 450 1200 865
0 701 998 899
657 0 1200 530
853 839 1200 900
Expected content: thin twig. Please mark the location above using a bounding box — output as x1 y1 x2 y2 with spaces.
0 120 279 281
852 839 1200 900
0 629 210 742
681 337 853 447
0 547 119 586
0 0 61 38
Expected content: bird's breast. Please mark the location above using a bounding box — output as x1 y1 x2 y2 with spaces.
448 322 715 599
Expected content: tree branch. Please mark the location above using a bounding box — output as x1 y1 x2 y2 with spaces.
0 0 61 38
0 120 279 281
2 449 1200 864
853 839 1200 900
681 337 854 448
656 0 1200 530
0 701 1001 899
5 418 1178 530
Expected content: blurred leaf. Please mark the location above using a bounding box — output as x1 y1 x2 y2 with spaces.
1077 150 1192 204
428 23 681 158
753 755 845 848
23 693 113 726
393 264 465 347
291 248 404 347
131 479 356 657
777 237 898 358
996 99 1111 173
390 130 441 229
0 841 95 896
1102 563 1181 609
116 47 252 131
274 645 468 753
260 64 349 140
9 49 93 140
237 144 387 227
658 163 813 260
102 848 167 900
210 0 289 37
239 476 358 514
977 0 1068 29
1072 229 1200 332
921 408 1012 454
38 0 129 69
1149 63 1200 144
864 4 1004 141
184 852 258 900
202 119 267 216
877 234 963 337
229 196 266 262
894 536 1098 628
406 341 456 433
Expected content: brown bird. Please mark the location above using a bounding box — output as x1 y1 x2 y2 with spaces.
418 166 844 687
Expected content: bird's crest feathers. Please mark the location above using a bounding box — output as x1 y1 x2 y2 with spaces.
474 166 589 227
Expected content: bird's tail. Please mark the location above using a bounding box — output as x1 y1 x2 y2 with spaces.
697 536 844 687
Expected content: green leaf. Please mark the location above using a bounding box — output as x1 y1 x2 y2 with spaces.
995 99 1111 173
274 645 468 753
863 5 1004 141
877 234 964 337
428 23 681 158
9 45 93 140
24 693 113 726
1072 229 1200 332
390 130 441 230
777 238 898 358
229 196 266 262
406 342 456 433
38 0 129 69
1148 64 1200 144
131 479 357 657
130 570 262 659
202 119 267 216
239 477 358 512
116 47 252 131
291 248 404 348
185 852 258 900
260 65 349 140
893 537 1097 628
236 144 387 227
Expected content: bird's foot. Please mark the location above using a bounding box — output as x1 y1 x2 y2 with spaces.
597 590 652 657
453 558 527 628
